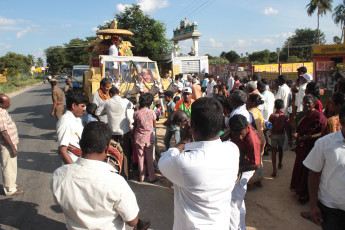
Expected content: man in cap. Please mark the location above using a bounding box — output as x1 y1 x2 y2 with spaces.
0 94 23 195
50 78 64 120
174 87 195 118
295 73 313 122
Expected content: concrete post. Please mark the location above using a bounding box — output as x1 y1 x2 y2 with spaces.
193 38 199 56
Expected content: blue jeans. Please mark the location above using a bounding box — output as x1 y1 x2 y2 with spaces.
164 128 180 150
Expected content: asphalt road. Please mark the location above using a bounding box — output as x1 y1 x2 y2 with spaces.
0 81 174 230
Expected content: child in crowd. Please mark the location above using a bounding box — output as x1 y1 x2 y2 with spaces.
269 99 291 177
81 103 99 126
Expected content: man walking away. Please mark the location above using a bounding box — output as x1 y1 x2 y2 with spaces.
0 94 23 195
50 78 64 120
159 97 239 229
103 87 133 178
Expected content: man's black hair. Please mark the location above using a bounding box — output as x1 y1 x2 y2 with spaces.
261 79 268 85
231 90 247 106
145 93 154 104
66 92 88 110
252 73 261 81
128 97 137 105
297 66 307 73
175 75 180 80
86 103 97 114
332 93 345 106
109 87 119 95
306 82 320 100
139 93 152 108
334 71 345 81
248 94 264 106
339 105 345 120
286 80 294 87
257 81 266 91
191 97 223 139
50 81 57 86
229 114 248 132
274 99 284 110
338 78 345 93
277 75 287 84
100 78 112 86
80 122 112 155
164 91 174 98
173 96 180 103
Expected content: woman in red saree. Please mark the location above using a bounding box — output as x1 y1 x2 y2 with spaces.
290 94 326 203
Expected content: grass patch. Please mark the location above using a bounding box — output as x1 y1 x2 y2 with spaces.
0 75 42 94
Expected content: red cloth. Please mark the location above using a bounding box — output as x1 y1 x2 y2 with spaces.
290 109 326 197
315 100 323 113
269 111 289 134
231 126 261 166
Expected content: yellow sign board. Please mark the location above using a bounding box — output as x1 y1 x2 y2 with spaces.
313 44 345 55
173 65 180 76
0 76 7 83
254 62 313 74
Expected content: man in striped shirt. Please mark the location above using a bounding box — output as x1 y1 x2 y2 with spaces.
0 94 23 195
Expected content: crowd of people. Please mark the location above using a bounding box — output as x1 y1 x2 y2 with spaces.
1 66 345 229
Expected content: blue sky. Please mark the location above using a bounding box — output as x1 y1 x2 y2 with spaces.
0 0 342 64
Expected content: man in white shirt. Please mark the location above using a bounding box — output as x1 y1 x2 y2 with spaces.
159 97 239 230
229 90 251 124
295 73 312 120
257 81 275 121
206 74 217 97
57 92 88 164
92 78 112 123
102 87 133 177
227 74 235 95
109 37 120 80
275 75 290 114
51 122 150 230
303 106 345 229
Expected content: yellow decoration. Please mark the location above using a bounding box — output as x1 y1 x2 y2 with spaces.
313 44 345 55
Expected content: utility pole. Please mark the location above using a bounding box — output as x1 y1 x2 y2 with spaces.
287 42 290 61
276 48 280 63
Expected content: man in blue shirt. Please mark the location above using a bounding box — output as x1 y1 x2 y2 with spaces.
163 91 180 149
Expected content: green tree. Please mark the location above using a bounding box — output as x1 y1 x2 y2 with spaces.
333 0 345 41
36 57 44 67
64 38 90 69
248 49 270 64
208 56 229 66
45 47 66 74
306 0 333 44
0 52 32 76
281 28 325 61
99 4 172 60
224 50 240 63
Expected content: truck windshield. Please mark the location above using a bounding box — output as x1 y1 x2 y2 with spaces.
72 69 85 77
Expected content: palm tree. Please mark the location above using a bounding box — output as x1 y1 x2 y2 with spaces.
333 0 345 42
306 0 333 45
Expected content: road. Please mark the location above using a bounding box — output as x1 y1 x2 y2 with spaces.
0 81 320 230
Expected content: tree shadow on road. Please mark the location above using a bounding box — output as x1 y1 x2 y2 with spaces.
0 198 66 230
17 152 61 174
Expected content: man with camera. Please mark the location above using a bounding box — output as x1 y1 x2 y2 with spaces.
159 97 239 229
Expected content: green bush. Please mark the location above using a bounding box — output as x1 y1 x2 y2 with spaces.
0 75 42 94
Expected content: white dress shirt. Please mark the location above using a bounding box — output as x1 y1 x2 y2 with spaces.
50 158 139 230
158 139 239 230
56 110 84 163
303 131 345 211
109 44 118 69
227 76 234 94
92 91 108 123
229 104 251 123
103 95 133 135
262 90 275 121
295 83 307 112
275 83 290 114
206 80 217 97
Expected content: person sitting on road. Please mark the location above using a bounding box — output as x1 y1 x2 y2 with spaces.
56 92 88 164
51 121 150 230
159 97 239 229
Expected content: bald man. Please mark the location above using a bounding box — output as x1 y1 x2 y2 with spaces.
0 94 23 195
